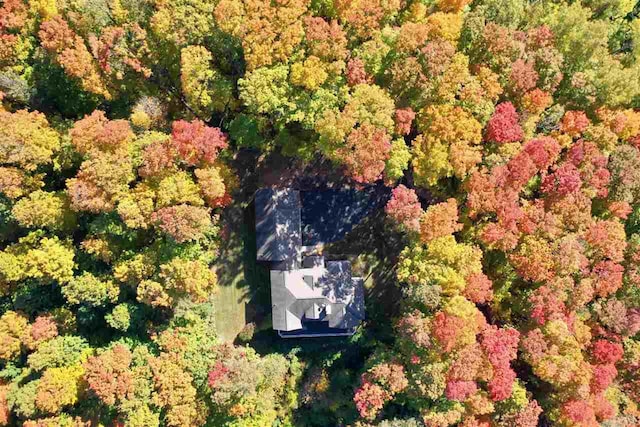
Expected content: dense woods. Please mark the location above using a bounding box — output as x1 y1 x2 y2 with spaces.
1 0 640 425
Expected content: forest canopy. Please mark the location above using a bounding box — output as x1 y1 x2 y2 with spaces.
1 0 640 425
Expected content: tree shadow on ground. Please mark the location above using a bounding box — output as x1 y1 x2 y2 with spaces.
212 149 270 341
245 205 407 426
215 149 411 423
238 202 271 321
325 210 408 340
257 151 356 191
301 184 391 245
226 147 407 340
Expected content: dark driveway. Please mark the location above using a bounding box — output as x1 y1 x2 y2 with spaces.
301 184 391 245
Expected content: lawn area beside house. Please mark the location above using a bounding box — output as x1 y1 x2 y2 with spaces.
211 206 251 342
211 151 270 342
213 195 275 342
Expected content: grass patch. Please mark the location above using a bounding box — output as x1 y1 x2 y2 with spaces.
213 200 270 342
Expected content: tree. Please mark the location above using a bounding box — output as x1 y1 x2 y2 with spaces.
485 102 523 144
28 336 90 372
38 17 111 99
397 236 483 297
419 198 462 244
214 0 308 71
11 191 74 231
195 167 226 208
171 119 228 167
151 205 213 243
335 0 402 39
0 311 29 361
385 139 411 183
61 273 119 307
609 144 640 204
413 104 482 187
385 185 423 233
0 110 60 172
66 153 135 213
337 123 391 183
35 365 85 414
2 0 640 424
0 383 8 426
238 65 294 117
158 258 217 304
180 46 233 117
84 344 134 406
290 56 329 90
1 233 75 287
151 0 217 46
148 353 204 427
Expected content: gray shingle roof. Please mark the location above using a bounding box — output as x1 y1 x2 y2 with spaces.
269 260 365 333
257 188 365 337
256 188 301 262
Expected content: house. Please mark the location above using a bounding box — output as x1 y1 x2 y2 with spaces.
255 188 365 338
